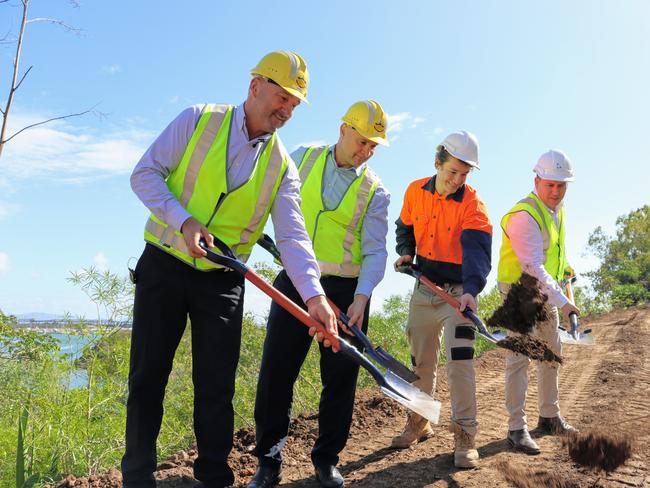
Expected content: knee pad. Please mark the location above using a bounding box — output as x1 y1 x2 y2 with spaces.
450 347 474 361
455 325 475 340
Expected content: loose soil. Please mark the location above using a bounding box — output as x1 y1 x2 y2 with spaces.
486 273 549 335
565 430 633 473
496 335 563 364
49 305 650 488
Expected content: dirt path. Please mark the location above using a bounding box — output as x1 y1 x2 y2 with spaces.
56 306 650 488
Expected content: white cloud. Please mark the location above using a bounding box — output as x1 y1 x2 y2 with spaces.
0 252 10 274
169 95 179 104
0 200 21 220
411 116 426 128
291 140 328 151
387 112 425 136
433 127 444 135
2 112 152 181
102 64 121 75
93 252 109 272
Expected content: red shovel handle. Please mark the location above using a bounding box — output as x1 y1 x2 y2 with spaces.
418 275 461 309
244 270 341 352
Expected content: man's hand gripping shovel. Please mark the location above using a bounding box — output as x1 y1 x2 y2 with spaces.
397 264 507 344
198 235 441 424
558 277 594 345
257 233 419 384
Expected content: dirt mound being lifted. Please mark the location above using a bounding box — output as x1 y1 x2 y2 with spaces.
497 335 563 364
487 273 549 334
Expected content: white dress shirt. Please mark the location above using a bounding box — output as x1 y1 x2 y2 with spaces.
503 191 569 308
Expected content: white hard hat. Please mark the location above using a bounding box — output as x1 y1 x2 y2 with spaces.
438 130 480 168
533 149 575 182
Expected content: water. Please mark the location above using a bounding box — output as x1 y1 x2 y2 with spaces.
52 333 95 389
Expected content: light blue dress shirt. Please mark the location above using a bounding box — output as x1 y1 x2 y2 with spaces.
291 146 390 297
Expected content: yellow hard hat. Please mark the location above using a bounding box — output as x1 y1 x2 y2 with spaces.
341 100 389 146
250 51 309 103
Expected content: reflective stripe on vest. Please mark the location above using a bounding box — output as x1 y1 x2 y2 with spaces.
298 145 378 277
497 192 567 283
143 104 288 270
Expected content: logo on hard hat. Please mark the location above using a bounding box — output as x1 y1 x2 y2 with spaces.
295 75 307 89
373 121 385 133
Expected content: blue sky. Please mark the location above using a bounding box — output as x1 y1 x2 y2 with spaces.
0 0 648 319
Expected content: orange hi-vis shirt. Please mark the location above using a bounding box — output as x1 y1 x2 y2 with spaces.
396 176 492 297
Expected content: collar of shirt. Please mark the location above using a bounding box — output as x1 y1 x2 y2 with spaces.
329 145 366 176
233 102 272 146
421 175 465 202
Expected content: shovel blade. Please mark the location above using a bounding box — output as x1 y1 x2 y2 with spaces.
374 347 419 383
490 329 508 342
559 328 594 345
382 371 441 424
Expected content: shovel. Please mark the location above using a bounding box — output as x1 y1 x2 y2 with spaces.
398 264 506 343
198 236 440 423
558 278 594 345
256 233 419 384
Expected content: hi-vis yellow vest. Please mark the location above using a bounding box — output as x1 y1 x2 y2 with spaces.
298 145 378 277
144 104 288 270
498 192 567 283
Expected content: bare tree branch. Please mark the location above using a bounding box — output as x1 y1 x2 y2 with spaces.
0 0 28 159
26 17 83 35
0 0 90 160
2 106 103 144
14 64 32 91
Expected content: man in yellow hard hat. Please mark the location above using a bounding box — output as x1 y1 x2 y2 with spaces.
498 149 580 455
123 51 338 488
248 100 391 488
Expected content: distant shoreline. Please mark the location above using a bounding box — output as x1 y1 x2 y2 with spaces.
14 321 132 333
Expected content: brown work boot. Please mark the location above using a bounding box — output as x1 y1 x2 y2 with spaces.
449 423 479 468
390 413 434 448
537 415 578 435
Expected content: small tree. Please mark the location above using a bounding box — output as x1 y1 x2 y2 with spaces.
0 0 97 160
586 205 650 307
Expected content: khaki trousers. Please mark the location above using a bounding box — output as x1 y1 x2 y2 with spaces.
406 282 478 435
501 285 562 430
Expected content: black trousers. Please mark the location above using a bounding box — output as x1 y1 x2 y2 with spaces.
121 244 244 488
254 270 369 469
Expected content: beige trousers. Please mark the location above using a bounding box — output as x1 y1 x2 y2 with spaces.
406 282 478 435
501 285 562 430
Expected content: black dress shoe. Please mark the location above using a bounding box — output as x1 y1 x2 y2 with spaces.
247 465 282 488
507 428 540 455
314 464 344 488
537 415 578 435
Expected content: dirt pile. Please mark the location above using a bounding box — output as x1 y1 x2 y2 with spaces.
565 430 633 472
499 462 585 488
46 468 123 488
497 335 563 363
487 273 549 334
